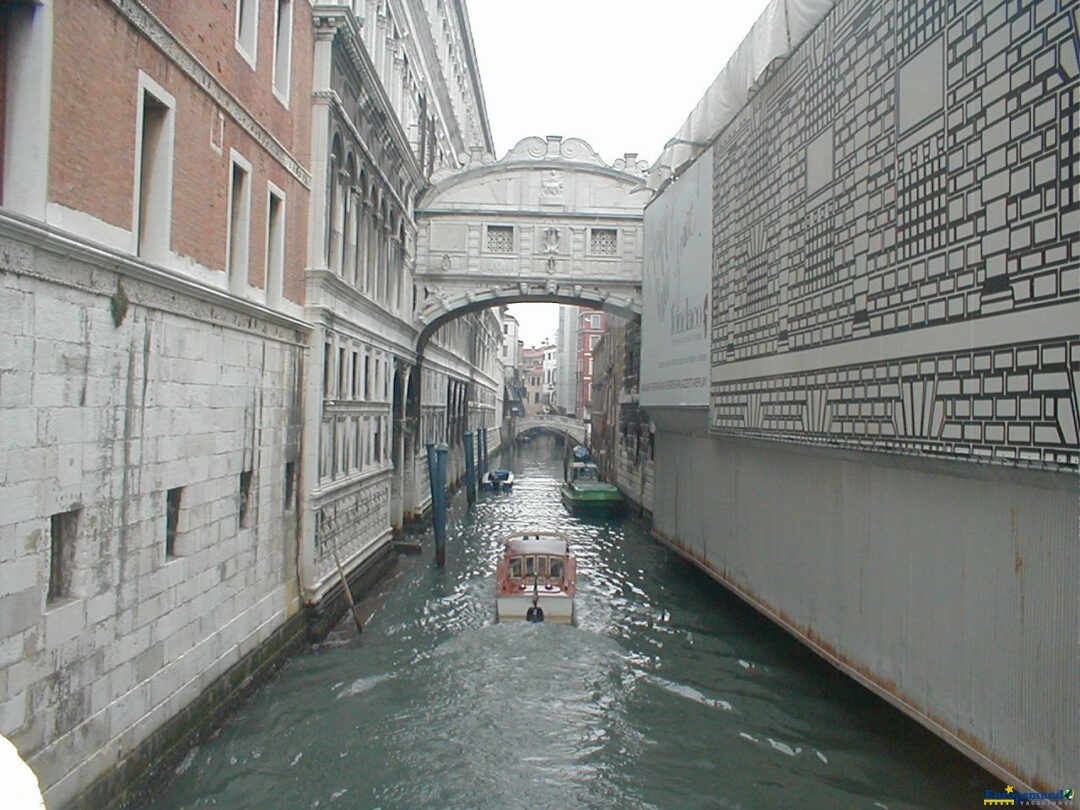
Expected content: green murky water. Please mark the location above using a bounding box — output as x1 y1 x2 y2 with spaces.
142 437 990 809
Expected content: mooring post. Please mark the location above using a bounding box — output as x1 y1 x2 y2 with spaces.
463 430 476 506
479 427 488 476
425 442 437 531
433 443 449 568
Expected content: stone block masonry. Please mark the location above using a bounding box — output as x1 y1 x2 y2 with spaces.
0 215 308 809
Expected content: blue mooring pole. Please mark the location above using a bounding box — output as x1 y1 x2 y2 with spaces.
479 428 488 476
463 430 476 506
433 443 449 567
425 441 437 521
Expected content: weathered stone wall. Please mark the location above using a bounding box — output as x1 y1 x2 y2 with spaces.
0 218 307 808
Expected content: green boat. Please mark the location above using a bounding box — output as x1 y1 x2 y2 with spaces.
561 460 624 512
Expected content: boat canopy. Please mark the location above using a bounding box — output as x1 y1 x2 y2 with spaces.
568 462 600 481
503 533 570 557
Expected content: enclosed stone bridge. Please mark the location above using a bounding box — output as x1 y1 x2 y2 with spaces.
413 135 648 349
514 414 587 445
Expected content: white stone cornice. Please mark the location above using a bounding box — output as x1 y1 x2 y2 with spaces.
0 210 310 344
305 267 419 344
107 0 311 188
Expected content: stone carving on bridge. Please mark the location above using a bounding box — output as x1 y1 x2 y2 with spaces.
542 170 565 197
542 226 560 254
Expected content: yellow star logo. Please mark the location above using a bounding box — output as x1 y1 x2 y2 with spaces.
1004 786 1015 794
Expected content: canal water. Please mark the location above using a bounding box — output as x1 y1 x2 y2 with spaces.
143 437 991 810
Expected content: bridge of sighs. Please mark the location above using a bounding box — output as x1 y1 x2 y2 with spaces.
412 135 650 347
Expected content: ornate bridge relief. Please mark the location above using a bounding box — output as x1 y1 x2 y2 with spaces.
413 135 648 344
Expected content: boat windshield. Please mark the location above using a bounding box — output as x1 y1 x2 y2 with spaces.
508 555 565 582
573 465 599 481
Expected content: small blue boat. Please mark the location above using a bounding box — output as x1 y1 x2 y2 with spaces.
481 469 515 492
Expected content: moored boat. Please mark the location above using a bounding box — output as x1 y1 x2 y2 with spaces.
481 468 515 492
560 460 624 512
495 531 576 622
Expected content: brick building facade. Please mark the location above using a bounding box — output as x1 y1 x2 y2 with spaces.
0 1 497 806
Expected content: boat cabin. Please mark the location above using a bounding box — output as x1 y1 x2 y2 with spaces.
567 461 601 483
499 535 573 591
495 532 576 621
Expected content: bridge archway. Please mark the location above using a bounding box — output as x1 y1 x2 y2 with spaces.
413 135 648 355
513 415 587 447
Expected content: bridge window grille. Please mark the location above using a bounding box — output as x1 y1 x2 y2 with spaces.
486 225 514 253
590 228 617 255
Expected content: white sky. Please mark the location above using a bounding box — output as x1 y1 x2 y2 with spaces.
465 0 770 346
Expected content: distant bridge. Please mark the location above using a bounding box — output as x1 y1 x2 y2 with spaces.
514 415 586 445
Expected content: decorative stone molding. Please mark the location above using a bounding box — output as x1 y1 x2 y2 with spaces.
430 135 649 186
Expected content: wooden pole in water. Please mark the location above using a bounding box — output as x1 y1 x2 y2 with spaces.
332 545 363 634
479 428 488 476
463 430 476 506
433 443 448 568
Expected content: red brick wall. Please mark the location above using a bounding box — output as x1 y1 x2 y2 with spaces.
50 0 312 303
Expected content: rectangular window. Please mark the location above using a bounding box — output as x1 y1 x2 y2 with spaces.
284 461 296 511
272 0 293 103
265 186 285 306
135 76 175 261
239 469 254 528
322 342 332 398
338 346 347 399
590 228 617 255
165 487 183 558
235 0 259 68
48 508 79 603
351 351 359 398
486 225 513 253
227 153 252 294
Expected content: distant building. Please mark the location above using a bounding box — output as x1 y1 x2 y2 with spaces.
501 310 526 416
555 305 578 414
577 309 605 418
521 343 553 414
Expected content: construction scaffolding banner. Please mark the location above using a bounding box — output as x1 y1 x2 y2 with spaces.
641 150 712 408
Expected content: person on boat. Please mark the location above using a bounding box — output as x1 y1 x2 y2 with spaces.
526 597 544 623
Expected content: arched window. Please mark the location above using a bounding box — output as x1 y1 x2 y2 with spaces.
342 152 356 282
358 168 371 291
327 134 344 272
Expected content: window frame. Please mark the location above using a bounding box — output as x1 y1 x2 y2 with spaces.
265 182 286 307
588 227 618 256
484 224 514 254
235 0 259 69
133 72 175 262
271 0 293 107
226 149 253 295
